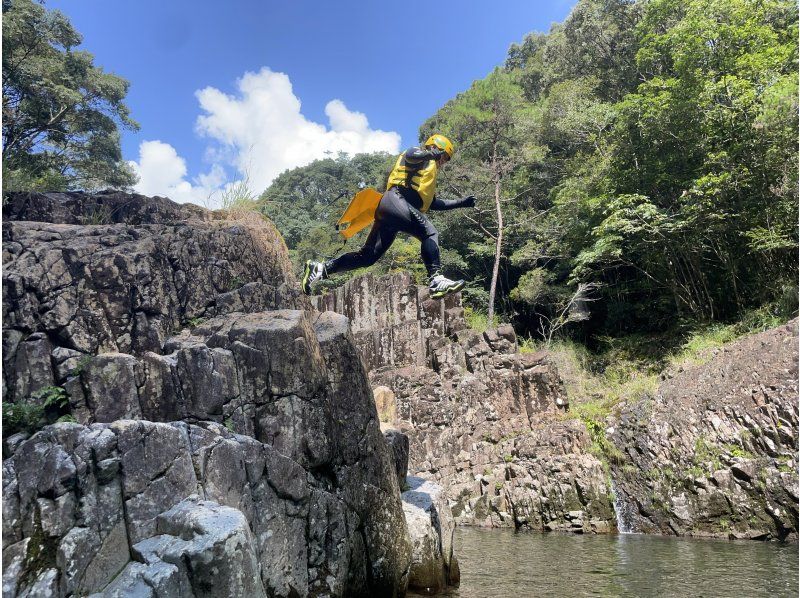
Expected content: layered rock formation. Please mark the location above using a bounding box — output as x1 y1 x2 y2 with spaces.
315 273 799 542
611 319 799 541
3 191 305 396
2 192 412 597
4 421 385 597
314 273 616 533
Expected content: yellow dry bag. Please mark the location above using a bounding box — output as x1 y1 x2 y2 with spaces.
336 188 382 239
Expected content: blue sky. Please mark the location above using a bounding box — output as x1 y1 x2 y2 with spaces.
48 0 576 205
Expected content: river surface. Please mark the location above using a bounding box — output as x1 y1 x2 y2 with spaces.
410 527 798 598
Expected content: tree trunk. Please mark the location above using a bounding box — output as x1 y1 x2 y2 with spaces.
487 176 503 324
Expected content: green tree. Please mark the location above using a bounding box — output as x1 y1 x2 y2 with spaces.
505 0 798 334
507 0 642 102
422 69 530 322
582 0 800 323
2 0 138 192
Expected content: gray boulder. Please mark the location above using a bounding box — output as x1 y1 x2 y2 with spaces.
130 497 265 598
402 476 460 594
2 208 307 402
2 420 411 597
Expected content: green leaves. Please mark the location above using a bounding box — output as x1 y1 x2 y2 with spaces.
33 385 69 410
744 227 798 252
3 385 72 436
510 268 548 305
500 0 799 333
3 0 138 192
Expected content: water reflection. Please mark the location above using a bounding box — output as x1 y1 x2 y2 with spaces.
409 528 798 598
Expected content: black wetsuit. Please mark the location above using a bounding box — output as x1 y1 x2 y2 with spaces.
326 148 470 276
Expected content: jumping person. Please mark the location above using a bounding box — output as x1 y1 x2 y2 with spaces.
302 133 475 298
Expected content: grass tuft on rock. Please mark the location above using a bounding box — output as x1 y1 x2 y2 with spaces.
3 386 72 437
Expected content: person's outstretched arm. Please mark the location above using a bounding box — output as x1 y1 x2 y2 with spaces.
403 146 446 166
429 195 476 211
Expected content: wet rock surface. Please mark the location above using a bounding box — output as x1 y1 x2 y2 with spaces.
611 319 799 541
314 273 615 533
2 193 411 597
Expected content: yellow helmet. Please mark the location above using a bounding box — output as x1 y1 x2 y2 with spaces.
424 134 455 159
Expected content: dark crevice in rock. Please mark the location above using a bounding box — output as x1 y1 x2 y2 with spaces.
18 510 60 591
308 462 338 493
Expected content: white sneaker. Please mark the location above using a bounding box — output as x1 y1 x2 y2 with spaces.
429 273 465 299
302 260 326 295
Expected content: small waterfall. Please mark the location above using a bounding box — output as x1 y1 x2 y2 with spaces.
611 478 635 534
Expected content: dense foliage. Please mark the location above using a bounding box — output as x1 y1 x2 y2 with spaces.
261 0 798 341
2 0 138 192
526 0 796 336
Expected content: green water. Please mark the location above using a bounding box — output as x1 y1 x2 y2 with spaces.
413 527 798 598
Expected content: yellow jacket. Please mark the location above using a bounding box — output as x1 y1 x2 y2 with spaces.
386 147 441 212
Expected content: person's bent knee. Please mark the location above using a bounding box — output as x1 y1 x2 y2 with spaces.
358 249 382 267
421 231 439 247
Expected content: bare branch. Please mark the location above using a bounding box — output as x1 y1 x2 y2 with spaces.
462 212 497 240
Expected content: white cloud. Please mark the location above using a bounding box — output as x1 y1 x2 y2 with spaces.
129 140 186 196
194 67 401 193
128 140 224 207
129 67 401 208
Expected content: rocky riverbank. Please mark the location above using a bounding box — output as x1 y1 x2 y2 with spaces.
2 190 795 598
610 319 798 541
314 273 798 541
313 273 616 533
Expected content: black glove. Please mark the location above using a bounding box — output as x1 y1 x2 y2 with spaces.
428 147 446 160
461 195 476 208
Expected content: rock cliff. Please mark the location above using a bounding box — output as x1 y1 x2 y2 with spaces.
314 273 798 542
313 273 616 533
2 191 412 597
611 319 799 541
